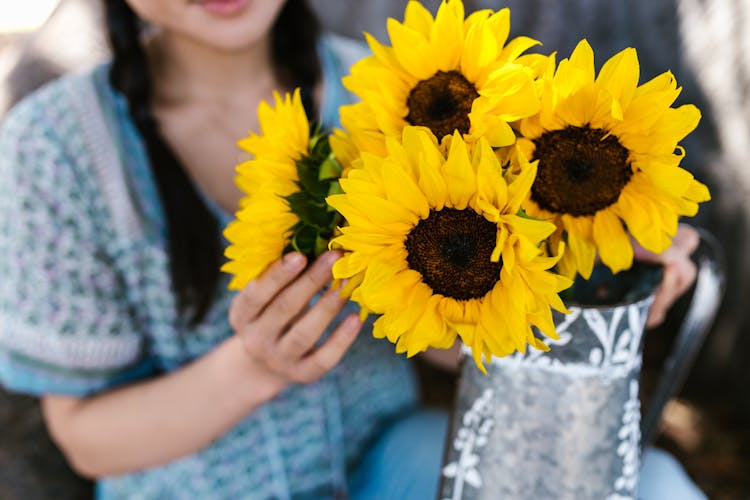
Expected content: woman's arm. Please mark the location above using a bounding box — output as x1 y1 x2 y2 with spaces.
42 335 282 478
41 251 361 478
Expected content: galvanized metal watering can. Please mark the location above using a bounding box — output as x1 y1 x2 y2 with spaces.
439 230 725 500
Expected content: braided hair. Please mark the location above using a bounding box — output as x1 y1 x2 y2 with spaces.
104 0 321 325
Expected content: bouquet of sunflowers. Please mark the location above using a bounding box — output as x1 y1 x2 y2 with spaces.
222 0 710 372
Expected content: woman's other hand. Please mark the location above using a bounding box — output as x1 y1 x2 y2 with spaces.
634 224 700 328
228 251 362 386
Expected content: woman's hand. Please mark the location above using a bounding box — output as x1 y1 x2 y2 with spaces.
228 251 362 385
634 224 700 328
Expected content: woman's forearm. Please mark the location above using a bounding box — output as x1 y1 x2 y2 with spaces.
41 252 358 479
41 336 285 478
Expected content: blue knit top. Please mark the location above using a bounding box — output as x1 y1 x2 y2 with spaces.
0 35 418 499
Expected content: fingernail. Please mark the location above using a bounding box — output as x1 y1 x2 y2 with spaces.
323 251 342 266
283 252 306 270
343 314 362 334
325 285 346 302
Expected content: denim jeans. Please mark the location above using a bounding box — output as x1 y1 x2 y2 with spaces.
348 409 706 500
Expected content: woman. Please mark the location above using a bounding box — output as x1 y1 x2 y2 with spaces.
0 0 703 498
0 0 445 498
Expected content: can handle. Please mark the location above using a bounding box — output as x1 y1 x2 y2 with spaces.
641 228 727 443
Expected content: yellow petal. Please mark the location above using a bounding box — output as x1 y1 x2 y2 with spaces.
403 0 434 36
387 19 434 80
382 158 430 219
566 220 596 279
593 209 633 273
443 132 476 209
595 47 639 112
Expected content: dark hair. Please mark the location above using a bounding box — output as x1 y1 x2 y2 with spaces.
104 0 321 325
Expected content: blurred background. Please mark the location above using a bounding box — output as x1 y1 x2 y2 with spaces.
0 0 748 498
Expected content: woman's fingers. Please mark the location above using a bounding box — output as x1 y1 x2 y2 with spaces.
230 251 358 383
659 223 700 264
228 252 307 330
292 314 362 384
257 251 341 326
643 224 700 328
646 252 698 328
277 286 348 359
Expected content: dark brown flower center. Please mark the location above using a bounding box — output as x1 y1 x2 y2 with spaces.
405 208 501 300
530 126 633 216
406 70 479 140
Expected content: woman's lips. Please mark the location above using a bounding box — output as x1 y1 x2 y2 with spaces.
194 0 249 16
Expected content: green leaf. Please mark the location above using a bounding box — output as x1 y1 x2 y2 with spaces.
327 180 344 197
308 123 324 151
295 159 323 197
284 192 329 229
277 125 344 261
291 225 319 255
314 235 329 256
318 154 342 181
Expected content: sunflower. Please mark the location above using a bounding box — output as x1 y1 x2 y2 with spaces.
516 40 711 279
327 127 571 370
223 89 341 290
339 0 542 157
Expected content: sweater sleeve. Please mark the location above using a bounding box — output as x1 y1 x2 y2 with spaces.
0 78 152 397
